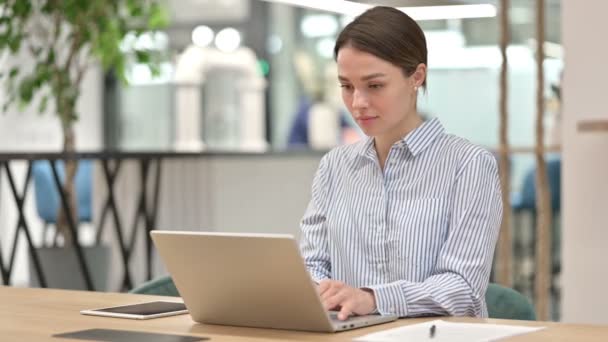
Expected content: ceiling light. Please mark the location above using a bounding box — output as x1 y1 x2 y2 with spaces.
215 28 241 53
267 34 283 54
401 5 497 21
192 25 214 48
260 1 497 21
260 0 368 16
316 38 335 59
301 14 339 38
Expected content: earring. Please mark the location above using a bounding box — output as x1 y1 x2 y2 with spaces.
414 86 419 91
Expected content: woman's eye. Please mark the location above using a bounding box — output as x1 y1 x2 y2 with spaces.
340 84 353 91
369 84 383 89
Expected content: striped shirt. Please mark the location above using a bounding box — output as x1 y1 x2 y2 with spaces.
299 118 502 318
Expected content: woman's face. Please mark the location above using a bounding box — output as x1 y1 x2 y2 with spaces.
336 46 423 140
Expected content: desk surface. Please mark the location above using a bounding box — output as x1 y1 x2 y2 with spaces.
2 286 607 341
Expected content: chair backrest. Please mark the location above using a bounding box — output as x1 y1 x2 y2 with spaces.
32 159 93 223
485 283 536 321
129 275 180 297
519 157 561 212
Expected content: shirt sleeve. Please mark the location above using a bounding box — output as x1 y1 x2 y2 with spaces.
365 151 503 317
299 154 332 283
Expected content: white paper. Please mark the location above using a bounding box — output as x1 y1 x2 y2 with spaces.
354 319 545 342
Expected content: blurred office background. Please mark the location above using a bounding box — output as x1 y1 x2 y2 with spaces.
3 0 606 326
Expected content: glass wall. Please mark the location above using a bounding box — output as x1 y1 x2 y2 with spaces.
106 1 562 157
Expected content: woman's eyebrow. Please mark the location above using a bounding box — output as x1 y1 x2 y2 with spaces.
338 73 387 82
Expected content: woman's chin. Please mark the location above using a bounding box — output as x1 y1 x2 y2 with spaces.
358 126 380 137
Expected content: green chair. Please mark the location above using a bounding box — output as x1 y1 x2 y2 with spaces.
130 277 536 321
485 283 536 321
129 275 179 297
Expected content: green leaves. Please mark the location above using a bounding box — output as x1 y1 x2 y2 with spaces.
38 95 49 114
33 63 52 88
148 2 170 29
12 1 32 17
0 0 169 124
46 49 55 64
127 0 144 17
135 49 151 64
17 75 36 104
8 33 21 53
94 18 123 69
135 49 162 77
9 68 18 79
0 24 25 53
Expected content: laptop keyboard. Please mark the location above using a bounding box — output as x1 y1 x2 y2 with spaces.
328 311 359 322
328 312 341 321
329 311 380 323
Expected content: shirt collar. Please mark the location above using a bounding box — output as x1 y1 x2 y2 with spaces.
399 117 445 157
357 117 445 159
354 135 375 161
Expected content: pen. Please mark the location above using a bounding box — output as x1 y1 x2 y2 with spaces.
429 324 436 339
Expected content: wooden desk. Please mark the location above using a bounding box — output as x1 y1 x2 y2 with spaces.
2 286 607 341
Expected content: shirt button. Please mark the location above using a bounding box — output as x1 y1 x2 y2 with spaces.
389 306 396 313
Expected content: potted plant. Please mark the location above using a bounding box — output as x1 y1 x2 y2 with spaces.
0 0 169 290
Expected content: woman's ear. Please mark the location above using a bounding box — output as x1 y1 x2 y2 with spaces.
412 63 427 88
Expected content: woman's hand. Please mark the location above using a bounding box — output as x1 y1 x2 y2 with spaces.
318 280 376 320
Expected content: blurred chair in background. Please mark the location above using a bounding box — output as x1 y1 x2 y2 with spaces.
511 156 561 320
32 159 93 246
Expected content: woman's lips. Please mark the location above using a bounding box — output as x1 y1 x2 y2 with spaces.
356 116 378 125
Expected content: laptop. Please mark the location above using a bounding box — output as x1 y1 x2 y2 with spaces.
151 231 399 332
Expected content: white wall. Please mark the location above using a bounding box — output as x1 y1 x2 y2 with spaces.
561 0 608 324
0 61 103 151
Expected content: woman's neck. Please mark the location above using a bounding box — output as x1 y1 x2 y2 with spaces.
374 114 423 170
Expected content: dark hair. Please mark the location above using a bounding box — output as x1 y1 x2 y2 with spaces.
334 6 428 88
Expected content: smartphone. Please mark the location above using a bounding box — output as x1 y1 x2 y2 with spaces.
80 301 188 320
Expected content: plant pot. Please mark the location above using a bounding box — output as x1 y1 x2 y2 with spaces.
29 244 110 291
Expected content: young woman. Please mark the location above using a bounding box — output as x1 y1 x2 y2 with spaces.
299 6 502 321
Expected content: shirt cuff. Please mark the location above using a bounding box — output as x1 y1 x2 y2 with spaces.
310 272 330 284
364 282 408 317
